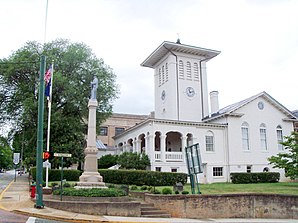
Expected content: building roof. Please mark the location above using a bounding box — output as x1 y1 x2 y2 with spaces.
141 41 221 68
204 91 297 122
96 140 106 149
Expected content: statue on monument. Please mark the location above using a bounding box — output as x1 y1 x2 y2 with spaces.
90 75 98 100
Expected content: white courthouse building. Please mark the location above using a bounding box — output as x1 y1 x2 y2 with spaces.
113 40 297 183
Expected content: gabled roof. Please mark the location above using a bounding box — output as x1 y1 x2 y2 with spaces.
96 140 106 149
141 41 220 68
204 91 297 122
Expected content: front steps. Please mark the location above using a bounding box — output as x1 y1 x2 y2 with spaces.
140 203 171 218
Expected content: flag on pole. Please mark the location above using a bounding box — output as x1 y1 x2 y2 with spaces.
44 65 53 100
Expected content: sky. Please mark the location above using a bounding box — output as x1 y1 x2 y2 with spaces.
0 0 297 116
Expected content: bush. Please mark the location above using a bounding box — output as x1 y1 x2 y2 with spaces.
53 188 126 197
30 167 82 181
98 154 118 169
140 185 148 190
162 188 172 195
182 191 189 194
175 190 180 194
130 185 138 190
230 172 280 184
51 182 58 187
99 169 187 186
63 182 71 188
117 152 150 170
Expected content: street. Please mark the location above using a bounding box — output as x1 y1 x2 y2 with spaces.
0 171 65 223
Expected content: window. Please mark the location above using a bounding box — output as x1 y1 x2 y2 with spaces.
186 61 191 80
115 127 125 136
178 60 184 79
99 127 108 136
205 131 214 152
155 167 161 172
158 68 161 86
171 168 178 173
162 65 165 84
165 63 169 82
276 125 283 151
241 122 250 150
246 165 252 173
213 167 223 177
194 62 199 81
260 123 267 150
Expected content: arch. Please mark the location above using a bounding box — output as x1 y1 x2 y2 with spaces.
166 131 182 152
138 133 146 153
127 138 133 152
155 131 161 151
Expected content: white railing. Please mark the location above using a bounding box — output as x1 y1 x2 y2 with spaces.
165 152 183 161
155 152 161 161
154 151 183 162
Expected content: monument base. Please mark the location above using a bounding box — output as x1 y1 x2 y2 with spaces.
76 171 107 189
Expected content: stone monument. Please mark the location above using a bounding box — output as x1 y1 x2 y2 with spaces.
76 76 106 188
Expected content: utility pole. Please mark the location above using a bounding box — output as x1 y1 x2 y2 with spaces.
35 55 46 208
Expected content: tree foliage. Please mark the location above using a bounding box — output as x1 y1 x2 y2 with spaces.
117 152 150 170
0 136 13 170
0 39 119 168
268 131 298 180
98 154 118 169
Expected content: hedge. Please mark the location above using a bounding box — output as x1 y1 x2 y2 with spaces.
30 167 82 181
30 168 187 186
99 169 187 186
230 172 280 184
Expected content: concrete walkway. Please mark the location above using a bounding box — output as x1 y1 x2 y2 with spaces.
0 173 297 223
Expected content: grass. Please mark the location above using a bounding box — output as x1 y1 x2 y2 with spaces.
49 181 298 196
154 182 298 195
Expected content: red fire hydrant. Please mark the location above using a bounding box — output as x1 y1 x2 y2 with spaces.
30 183 36 198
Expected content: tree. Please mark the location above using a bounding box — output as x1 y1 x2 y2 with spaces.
98 154 118 169
0 136 13 170
268 131 298 180
117 152 150 170
0 39 119 167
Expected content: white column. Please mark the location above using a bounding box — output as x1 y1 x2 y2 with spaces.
160 134 166 162
136 140 141 153
145 134 154 162
181 136 187 162
133 140 137 152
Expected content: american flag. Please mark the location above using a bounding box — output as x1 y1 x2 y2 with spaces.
44 65 52 84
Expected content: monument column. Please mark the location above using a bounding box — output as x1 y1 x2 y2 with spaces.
76 76 106 188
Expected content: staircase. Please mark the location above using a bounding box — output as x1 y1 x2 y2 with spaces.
140 203 171 218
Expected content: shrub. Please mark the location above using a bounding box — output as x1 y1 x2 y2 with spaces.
98 154 118 169
130 185 138 190
99 169 187 186
63 182 71 188
30 167 82 181
182 191 189 194
175 190 180 194
230 172 280 184
162 188 172 195
53 188 126 197
51 182 58 187
140 185 148 190
153 189 161 194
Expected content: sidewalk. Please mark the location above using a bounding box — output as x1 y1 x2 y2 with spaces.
0 174 297 223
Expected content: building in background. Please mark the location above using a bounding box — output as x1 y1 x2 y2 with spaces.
112 40 297 183
97 113 149 157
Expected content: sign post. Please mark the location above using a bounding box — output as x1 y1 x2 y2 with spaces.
13 153 20 182
54 153 72 201
185 143 203 194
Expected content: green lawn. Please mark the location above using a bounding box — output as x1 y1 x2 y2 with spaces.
155 182 298 195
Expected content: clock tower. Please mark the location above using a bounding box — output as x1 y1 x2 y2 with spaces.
141 41 220 122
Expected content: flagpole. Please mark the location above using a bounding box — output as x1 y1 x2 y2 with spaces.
45 62 54 188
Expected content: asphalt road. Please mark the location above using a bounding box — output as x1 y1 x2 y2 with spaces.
0 171 64 223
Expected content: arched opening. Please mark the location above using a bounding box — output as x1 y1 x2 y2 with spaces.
139 133 145 153
127 138 133 152
166 131 182 152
